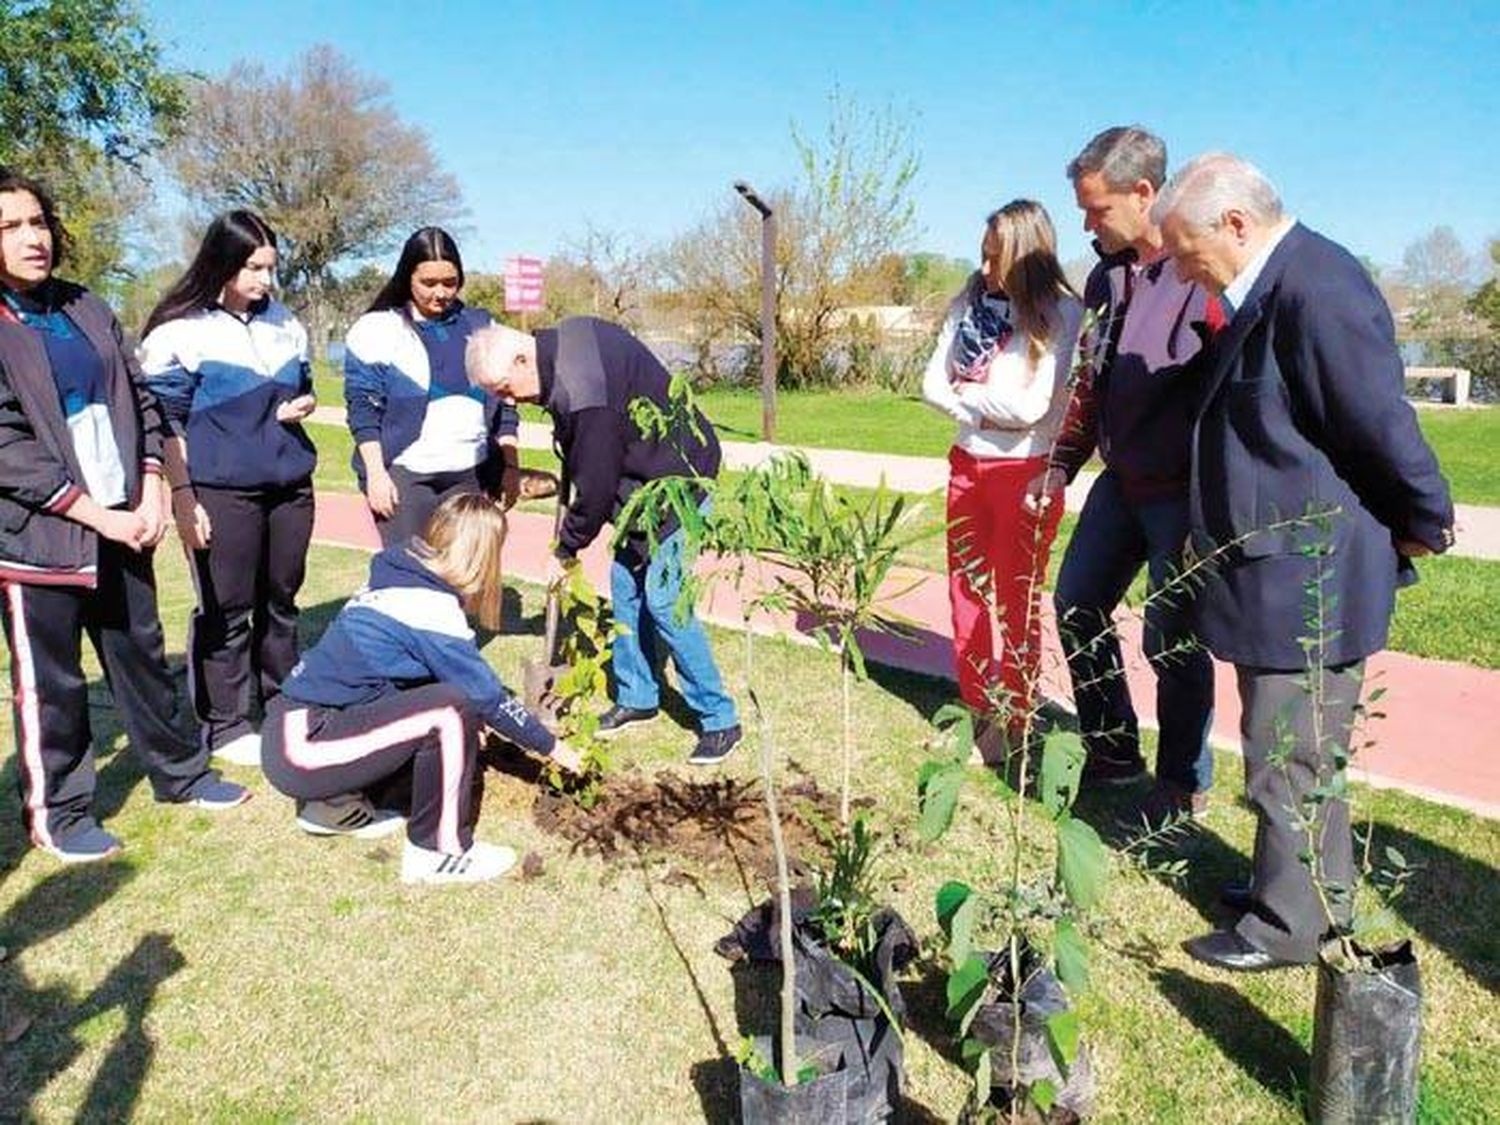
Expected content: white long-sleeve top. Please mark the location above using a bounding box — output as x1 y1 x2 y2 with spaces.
921 293 1084 459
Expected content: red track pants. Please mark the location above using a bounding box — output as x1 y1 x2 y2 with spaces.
945 448 1062 724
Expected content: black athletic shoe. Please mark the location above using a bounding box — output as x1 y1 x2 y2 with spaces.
597 705 659 735
688 725 743 766
1080 752 1149 788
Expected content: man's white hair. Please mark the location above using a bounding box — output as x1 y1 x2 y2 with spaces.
464 322 529 388
1150 152 1284 231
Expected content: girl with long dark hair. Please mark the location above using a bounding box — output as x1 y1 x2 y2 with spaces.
138 210 318 769
343 227 520 546
922 200 1083 754
0 170 247 861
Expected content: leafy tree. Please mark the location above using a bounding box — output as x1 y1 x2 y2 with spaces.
167 45 464 353
658 91 919 388
0 0 186 293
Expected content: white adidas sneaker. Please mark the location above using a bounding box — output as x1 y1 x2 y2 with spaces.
213 732 263 768
296 794 406 839
399 839 517 886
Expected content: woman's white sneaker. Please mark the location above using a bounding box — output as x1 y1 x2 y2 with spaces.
400 839 517 885
296 794 405 839
213 732 262 767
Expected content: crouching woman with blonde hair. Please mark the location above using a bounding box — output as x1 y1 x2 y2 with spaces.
261 493 581 885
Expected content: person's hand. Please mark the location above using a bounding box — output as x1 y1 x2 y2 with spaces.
499 462 521 509
97 508 148 550
548 741 585 775
171 488 212 550
275 393 317 424
366 468 399 519
1395 539 1433 558
1023 467 1068 514
546 552 577 588
134 478 168 548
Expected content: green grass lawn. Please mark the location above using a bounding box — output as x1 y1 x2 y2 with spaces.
0 543 1495 1121
1412 406 1500 506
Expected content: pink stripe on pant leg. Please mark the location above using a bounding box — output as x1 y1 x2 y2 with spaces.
282 703 468 854
4 583 55 850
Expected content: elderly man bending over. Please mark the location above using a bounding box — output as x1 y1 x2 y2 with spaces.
466 318 741 765
1154 153 1453 971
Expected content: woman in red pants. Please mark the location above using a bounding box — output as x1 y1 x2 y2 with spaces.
922 200 1082 754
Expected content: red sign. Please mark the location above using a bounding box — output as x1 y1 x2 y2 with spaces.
503 255 545 312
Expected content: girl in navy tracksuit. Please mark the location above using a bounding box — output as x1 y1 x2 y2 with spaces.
262 492 580 885
0 171 246 863
344 227 520 547
138 211 318 768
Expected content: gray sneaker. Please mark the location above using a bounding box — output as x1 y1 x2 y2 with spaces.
296 794 405 839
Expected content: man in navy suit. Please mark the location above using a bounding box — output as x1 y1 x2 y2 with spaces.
1154 153 1454 971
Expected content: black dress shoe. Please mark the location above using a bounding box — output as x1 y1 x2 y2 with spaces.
1182 929 1307 972
597 705 659 735
1220 882 1254 912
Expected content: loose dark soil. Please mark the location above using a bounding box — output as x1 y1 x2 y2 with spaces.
529 770 846 879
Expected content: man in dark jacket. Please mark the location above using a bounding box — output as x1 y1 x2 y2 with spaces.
1155 153 1454 970
1033 126 1218 823
466 317 741 764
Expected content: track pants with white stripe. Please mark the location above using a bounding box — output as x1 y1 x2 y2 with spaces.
261 683 479 854
1 541 211 847
189 481 314 750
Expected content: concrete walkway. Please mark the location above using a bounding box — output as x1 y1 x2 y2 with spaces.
309 407 1500 560
311 491 1500 820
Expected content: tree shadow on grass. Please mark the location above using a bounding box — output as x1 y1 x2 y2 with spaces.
1153 967 1308 1109
1 863 185 1122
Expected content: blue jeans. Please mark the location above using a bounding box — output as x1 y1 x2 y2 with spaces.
609 524 738 732
1053 470 1214 793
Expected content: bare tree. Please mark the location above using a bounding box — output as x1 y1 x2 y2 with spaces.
543 224 653 327
168 45 464 353
1400 225 1474 336
658 91 919 388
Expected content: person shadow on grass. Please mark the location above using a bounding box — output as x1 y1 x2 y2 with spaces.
1 857 186 1122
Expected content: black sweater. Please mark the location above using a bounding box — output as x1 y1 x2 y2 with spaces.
537 318 720 559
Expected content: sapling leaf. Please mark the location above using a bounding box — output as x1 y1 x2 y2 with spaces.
1040 730 1086 819
946 953 989 1024
1385 846 1407 869
1056 814 1108 911
935 880 973 937
1044 1008 1080 1073
918 762 964 842
948 892 979 966
1053 917 1090 993
1031 1078 1057 1113
973 1042 992 1107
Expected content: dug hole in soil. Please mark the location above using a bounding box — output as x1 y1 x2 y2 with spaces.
525 766 853 878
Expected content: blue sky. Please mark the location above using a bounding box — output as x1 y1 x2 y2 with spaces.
145 0 1499 277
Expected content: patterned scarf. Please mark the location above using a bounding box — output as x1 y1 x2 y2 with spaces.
950 288 1013 384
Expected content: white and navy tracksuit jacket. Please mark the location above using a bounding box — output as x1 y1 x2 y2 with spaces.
343 303 519 477
137 300 318 751
343 304 519 544
263 545 554 853
137 299 315 488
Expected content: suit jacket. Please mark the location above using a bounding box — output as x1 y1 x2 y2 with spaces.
1188 223 1453 669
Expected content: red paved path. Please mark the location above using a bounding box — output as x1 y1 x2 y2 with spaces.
313 491 1499 819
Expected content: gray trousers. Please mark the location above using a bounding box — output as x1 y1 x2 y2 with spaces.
1233 662 1361 962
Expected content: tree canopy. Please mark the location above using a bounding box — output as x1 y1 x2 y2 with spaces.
0 0 186 292
167 44 464 347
